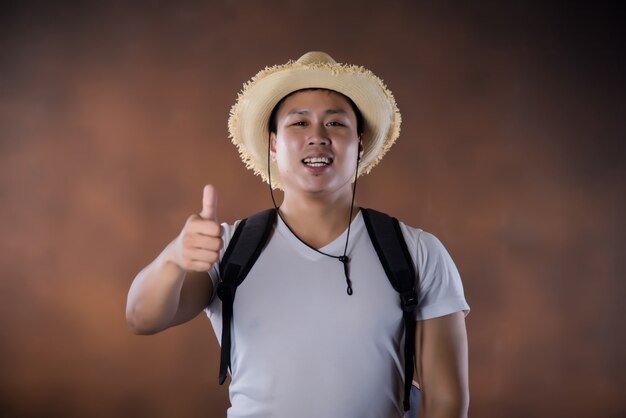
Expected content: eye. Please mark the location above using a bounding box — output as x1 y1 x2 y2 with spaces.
291 121 308 126
326 121 345 127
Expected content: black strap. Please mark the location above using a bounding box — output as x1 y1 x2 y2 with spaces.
361 208 419 412
216 208 277 384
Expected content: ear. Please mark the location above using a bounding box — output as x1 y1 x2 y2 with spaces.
270 133 278 162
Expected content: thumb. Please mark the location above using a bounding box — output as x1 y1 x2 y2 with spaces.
200 184 218 220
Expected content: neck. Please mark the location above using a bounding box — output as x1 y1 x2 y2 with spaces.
278 189 359 249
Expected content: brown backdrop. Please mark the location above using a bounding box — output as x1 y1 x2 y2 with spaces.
1 2 624 417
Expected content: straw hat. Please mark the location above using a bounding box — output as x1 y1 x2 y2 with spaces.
228 51 401 189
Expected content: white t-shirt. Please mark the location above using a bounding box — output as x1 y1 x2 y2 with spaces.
206 210 469 418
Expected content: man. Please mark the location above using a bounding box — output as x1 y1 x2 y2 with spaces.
126 51 469 418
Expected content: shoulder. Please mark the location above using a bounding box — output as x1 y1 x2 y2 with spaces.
219 209 277 252
396 221 450 262
397 219 457 275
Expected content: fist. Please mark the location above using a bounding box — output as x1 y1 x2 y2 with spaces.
171 185 223 272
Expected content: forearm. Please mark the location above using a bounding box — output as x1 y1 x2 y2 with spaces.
126 241 186 334
422 393 469 418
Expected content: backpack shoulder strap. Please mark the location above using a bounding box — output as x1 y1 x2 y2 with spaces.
216 208 277 384
361 208 419 412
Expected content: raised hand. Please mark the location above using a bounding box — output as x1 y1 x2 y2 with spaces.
171 185 223 272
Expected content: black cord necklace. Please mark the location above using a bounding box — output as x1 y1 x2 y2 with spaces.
268 143 360 296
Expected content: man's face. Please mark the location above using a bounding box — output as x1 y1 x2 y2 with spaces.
270 89 362 196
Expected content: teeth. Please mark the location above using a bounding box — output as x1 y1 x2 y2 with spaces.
303 157 331 166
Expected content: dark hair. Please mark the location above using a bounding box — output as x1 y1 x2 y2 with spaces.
268 88 364 135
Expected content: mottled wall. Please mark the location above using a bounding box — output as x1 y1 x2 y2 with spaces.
1 1 624 417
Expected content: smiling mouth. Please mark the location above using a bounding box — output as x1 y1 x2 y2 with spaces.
302 156 333 167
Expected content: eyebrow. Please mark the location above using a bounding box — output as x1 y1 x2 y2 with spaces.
286 109 349 116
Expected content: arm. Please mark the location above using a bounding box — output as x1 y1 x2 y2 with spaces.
415 311 469 418
125 185 223 335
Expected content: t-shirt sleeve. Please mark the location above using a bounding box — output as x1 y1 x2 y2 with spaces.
401 224 470 320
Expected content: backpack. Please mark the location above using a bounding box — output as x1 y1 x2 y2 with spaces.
216 208 419 412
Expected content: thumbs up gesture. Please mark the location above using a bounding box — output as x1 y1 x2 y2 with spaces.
171 185 223 272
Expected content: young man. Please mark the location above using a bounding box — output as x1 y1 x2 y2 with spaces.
126 52 469 418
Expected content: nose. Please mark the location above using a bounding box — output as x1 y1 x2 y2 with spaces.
308 123 330 145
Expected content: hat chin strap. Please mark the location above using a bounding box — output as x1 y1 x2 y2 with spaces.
267 139 361 296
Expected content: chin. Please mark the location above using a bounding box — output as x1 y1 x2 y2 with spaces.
281 171 353 195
